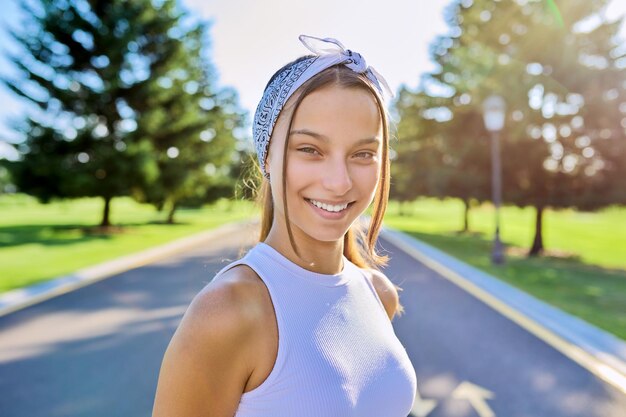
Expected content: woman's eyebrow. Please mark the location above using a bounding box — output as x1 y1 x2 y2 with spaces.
290 129 381 145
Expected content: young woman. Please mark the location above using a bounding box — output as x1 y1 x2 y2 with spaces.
152 34 417 417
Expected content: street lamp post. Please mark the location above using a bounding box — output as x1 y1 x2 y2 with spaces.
482 95 506 265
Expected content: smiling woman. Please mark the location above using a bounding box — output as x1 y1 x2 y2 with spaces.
152 35 417 417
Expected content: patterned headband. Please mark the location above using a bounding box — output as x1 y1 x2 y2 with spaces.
252 34 394 179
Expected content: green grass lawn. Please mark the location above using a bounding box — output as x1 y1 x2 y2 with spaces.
383 198 626 341
0 194 256 292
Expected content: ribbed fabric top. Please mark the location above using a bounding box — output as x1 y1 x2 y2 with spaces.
212 242 417 417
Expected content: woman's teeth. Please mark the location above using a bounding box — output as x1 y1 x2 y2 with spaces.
308 199 350 212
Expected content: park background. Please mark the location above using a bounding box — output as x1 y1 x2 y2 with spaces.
0 0 625 345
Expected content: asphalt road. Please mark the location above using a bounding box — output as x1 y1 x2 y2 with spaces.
0 224 624 417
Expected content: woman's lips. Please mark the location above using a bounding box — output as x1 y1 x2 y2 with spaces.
305 198 354 220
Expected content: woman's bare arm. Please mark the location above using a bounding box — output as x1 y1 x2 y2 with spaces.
152 276 257 417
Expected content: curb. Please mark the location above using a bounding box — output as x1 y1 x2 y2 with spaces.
0 219 258 318
381 225 626 395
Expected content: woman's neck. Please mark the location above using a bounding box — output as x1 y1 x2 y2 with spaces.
263 227 344 275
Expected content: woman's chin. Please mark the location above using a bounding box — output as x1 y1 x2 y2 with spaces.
303 226 351 243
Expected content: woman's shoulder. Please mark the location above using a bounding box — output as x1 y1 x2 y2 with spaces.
361 267 400 321
193 263 269 330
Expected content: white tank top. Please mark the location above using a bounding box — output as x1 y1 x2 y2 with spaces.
212 241 417 417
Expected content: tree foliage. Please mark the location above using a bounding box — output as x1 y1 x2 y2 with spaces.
2 0 245 226
392 0 626 255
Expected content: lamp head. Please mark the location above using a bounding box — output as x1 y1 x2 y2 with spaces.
482 95 506 132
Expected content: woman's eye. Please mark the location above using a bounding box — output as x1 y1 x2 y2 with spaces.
298 147 320 155
355 151 375 159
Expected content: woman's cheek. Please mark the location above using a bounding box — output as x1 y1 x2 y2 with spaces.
355 161 380 184
287 159 321 182
356 164 380 206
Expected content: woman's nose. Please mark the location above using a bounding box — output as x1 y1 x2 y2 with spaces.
322 158 352 195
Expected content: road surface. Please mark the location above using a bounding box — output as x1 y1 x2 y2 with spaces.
0 223 624 417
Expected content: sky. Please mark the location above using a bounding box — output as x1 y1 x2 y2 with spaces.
0 0 625 160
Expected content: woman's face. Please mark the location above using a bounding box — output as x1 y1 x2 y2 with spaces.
266 85 383 243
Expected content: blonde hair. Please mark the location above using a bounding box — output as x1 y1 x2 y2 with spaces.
245 60 404 316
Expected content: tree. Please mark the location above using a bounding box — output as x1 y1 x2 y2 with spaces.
394 0 626 256
123 6 245 224
0 162 14 194
390 88 447 210
2 0 244 227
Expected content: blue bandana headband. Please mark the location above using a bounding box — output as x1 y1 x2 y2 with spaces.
252 34 394 179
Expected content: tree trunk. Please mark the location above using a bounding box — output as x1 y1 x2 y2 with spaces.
100 196 111 227
167 200 178 224
528 205 544 257
461 198 470 233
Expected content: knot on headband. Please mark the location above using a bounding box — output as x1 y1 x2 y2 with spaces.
253 34 393 179
298 35 392 96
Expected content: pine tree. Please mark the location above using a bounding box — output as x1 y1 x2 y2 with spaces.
121 4 245 224
2 0 244 227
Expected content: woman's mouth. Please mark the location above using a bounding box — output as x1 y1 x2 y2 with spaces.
304 198 355 220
